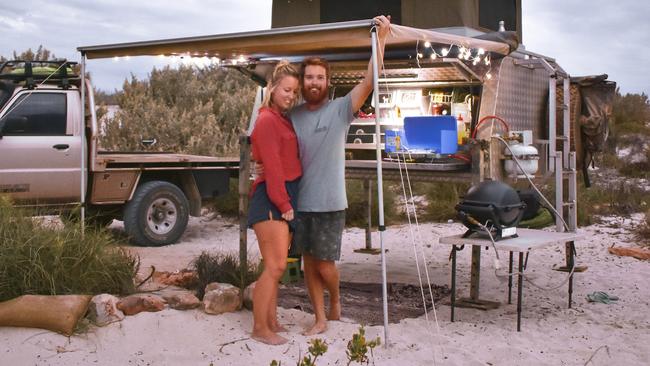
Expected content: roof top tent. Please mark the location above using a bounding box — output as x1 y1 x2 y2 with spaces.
272 0 522 42
77 17 581 344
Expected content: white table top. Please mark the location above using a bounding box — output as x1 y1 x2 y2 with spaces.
439 228 583 252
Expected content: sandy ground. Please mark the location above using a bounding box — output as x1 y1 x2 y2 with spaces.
1 214 649 365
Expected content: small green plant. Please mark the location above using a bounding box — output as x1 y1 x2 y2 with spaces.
192 251 261 298
346 327 381 365
270 338 328 366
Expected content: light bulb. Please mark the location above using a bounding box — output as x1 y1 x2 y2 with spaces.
441 48 449 56
486 72 492 80
424 41 431 48
417 52 423 59
478 48 485 55
430 53 437 60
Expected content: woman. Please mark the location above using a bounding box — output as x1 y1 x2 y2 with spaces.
247 61 301 345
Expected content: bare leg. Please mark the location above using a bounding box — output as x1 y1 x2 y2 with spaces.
268 281 288 333
302 253 328 335
318 260 341 320
251 221 289 345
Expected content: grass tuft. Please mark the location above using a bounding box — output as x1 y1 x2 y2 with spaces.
0 197 138 302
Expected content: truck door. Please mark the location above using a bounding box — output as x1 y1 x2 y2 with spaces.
0 89 83 205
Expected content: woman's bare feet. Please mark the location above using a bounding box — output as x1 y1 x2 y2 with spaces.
251 330 288 345
302 321 328 336
270 322 288 333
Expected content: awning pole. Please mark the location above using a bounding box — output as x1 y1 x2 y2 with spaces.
80 53 86 235
370 26 389 347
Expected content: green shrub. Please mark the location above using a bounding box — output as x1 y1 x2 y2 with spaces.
209 178 240 218
192 251 261 298
412 182 470 222
576 181 650 226
345 180 400 228
0 198 138 302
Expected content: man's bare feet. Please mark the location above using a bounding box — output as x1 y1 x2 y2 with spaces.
327 300 341 321
302 321 328 336
251 330 288 345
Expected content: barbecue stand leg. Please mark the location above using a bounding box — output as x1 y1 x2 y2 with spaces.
451 245 457 322
508 251 513 304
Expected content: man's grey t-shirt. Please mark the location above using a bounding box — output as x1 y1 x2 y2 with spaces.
290 94 354 212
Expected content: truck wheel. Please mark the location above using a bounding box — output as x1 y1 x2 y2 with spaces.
123 181 189 247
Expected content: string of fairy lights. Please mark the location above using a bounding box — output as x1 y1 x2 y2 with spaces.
111 54 248 67
414 40 494 80
110 39 495 80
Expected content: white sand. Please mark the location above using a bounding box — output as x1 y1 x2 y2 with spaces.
2 214 649 365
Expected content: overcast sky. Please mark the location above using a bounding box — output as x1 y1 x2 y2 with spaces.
1 0 647 95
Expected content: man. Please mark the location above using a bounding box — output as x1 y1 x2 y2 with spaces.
290 15 391 335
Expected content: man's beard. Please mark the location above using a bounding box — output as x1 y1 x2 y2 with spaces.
302 85 328 104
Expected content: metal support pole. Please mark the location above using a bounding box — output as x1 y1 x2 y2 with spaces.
548 77 557 172
80 54 86 236
568 152 578 231
371 27 389 346
563 77 571 168
238 135 251 286
517 252 524 332
555 155 564 232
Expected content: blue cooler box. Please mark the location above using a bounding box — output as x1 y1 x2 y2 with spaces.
403 116 458 154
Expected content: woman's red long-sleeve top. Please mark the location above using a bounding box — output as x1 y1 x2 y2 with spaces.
250 107 302 214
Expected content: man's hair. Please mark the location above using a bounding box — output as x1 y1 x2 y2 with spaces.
301 57 330 81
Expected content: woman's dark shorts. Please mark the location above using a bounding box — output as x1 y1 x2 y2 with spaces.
247 178 300 232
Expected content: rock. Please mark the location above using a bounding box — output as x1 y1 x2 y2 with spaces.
87 294 124 326
117 294 166 316
159 289 201 310
152 269 199 289
243 282 256 310
203 283 241 315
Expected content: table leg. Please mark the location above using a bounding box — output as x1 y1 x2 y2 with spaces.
508 251 513 304
517 252 524 332
451 245 457 322
469 245 481 300
568 241 575 309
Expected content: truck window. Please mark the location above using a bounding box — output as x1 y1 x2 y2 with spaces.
0 93 67 136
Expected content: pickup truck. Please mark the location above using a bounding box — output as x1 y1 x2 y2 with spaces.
0 60 238 246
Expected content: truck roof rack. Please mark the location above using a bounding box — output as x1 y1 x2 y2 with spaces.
0 60 80 90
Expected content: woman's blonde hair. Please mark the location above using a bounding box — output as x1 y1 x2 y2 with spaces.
261 60 300 109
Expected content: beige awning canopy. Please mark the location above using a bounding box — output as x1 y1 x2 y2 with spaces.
77 20 511 61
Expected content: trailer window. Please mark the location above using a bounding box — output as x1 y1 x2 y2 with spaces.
0 93 67 136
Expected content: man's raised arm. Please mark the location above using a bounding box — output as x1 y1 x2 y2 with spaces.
349 15 391 112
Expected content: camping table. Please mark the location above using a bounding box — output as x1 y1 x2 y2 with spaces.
439 228 583 331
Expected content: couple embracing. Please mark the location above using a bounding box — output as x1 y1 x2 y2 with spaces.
247 16 390 345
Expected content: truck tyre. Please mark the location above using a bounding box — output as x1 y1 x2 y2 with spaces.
123 181 189 247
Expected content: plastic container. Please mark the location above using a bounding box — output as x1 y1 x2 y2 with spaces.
403 116 458 154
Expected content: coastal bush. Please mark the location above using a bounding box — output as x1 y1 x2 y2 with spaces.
100 65 256 157
345 181 400 228
192 252 261 299
0 198 138 302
